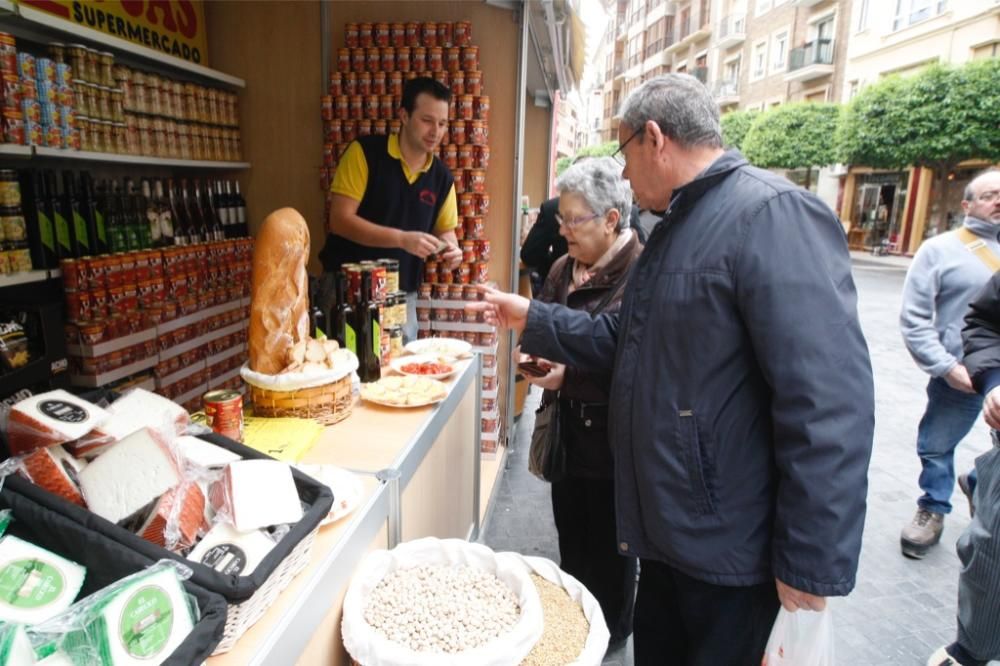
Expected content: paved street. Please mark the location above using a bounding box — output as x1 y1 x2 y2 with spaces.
481 254 996 665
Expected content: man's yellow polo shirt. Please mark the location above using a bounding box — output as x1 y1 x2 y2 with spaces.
331 134 458 234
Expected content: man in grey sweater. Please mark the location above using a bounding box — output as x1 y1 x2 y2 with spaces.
899 168 1000 558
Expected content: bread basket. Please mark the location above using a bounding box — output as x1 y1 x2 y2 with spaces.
240 352 359 425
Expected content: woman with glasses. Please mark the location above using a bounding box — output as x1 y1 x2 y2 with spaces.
521 156 642 645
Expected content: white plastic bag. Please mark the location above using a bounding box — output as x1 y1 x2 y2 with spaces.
342 537 543 666
762 608 834 666
519 555 610 666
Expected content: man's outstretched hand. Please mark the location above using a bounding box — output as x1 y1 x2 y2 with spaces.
467 286 531 334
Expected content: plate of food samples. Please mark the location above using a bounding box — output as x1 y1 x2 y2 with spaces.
389 353 458 380
359 375 449 408
403 337 473 358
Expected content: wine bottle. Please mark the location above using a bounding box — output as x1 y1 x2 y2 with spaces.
79 172 106 255
153 179 174 246
61 171 91 258
214 181 232 238
356 271 381 382
233 180 247 237
168 178 188 245
22 170 58 266
44 171 74 258
180 178 202 244
333 272 354 351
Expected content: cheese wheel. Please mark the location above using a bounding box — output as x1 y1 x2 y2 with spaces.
248 208 311 375
20 445 88 507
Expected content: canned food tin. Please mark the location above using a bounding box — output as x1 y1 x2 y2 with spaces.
380 47 395 71
468 169 486 193
469 120 487 146
449 71 464 97
17 52 35 81
350 48 366 73
373 119 388 135
473 260 489 283
465 71 482 96
204 389 243 442
474 144 490 170
374 22 390 47
448 284 463 301
418 283 432 300
379 258 399 293
370 71 386 96
463 307 478 323
405 22 420 47
450 120 466 145
463 285 479 301
389 71 404 95
443 143 458 170
422 22 438 47
337 48 351 73
379 94 394 119
433 70 449 90
345 23 359 49
349 95 363 120
412 47 427 73
416 306 431 322
457 263 472 284
433 307 449 322
431 283 448 300
428 47 444 72
462 46 479 72
454 21 472 47
364 95 380 120
0 171 19 208
0 33 17 75
458 192 475 217
389 326 403 358
366 47 381 72
462 331 478 345
357 22 373 48
446 47 462 73
477 239 491 262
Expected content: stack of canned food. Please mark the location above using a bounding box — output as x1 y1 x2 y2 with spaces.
0 169 32 274
340 258 407 361
0 35 78 150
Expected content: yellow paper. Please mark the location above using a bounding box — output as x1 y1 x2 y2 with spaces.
239 416 324 463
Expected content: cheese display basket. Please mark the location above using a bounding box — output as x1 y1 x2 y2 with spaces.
0 490 228 664
0 431 334 655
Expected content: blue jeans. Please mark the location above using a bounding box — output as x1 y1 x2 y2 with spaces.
916 377 983 514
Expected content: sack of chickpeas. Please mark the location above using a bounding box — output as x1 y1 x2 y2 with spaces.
342 537 544 666
514 555 610 666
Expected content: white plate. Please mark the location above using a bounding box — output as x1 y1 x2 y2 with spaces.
295 464 363 526
389 353 458 380
403 337 472 357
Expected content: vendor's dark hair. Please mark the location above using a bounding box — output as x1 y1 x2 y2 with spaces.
401 77 452 113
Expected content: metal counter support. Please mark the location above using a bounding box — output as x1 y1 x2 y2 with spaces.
249 478 390 666
377 468 403 548
471 352 484 541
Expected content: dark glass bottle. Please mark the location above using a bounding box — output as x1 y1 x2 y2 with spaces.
334 272 355 353
22 170 58 266
61 171 91 258
233 180 248 237
79 172 107 255
214 181 232 238
44 171 74 259
356 271 381 382
152 179 174 246
180 178 203 244
167 178 188 245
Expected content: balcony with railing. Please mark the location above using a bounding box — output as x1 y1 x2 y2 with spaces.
785 38 835 82
713 79 740 105
692 66 708 83
616 14 628 39
645 39 664 59
614 60 626 77
717 13 746 49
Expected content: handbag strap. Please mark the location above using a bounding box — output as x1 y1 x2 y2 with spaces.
955 226 1000 273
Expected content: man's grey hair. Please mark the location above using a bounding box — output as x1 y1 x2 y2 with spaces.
964 167 1000 201
555 157 632 231
618 74 722 149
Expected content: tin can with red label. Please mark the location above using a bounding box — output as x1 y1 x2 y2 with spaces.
204 389 243 442
345 23 359 49
451 120 466 146
475 192 490 217
454 21 472 47
374 23 390 48
449 71 464 97
371 71 387 96
391 23 406 48
366 47 381 72
358 23 373 48
351 48 366 73
473 260 489 283
379 94 394 120
356 71 371 96
422 22 438 47
329 71 343 97
474 144 490 170
405 22 420 47
465 71 482 96
380 47 395 72
412 47 427 73
337 48 351 73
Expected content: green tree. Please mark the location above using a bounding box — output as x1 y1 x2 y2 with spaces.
720 109 759 151
554 140 621 176
838 59 1000 188
742 103 841 189
555 156 573 176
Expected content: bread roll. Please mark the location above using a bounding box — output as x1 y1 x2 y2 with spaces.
249 208 311 374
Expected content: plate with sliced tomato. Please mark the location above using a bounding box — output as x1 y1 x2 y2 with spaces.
389 353 459 380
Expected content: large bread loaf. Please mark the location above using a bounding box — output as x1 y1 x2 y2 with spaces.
249 208 311 375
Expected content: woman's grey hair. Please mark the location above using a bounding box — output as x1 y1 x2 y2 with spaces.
555 156 632 231
618 74 722 149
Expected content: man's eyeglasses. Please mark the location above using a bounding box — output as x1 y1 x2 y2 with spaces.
976 190 1000 203
555 212 601 229
612 128 642 167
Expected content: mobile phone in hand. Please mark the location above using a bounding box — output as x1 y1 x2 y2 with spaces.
518 361 549 378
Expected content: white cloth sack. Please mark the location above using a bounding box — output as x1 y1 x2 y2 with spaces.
519 555 610 666
342 537 543 666
239 352 358 391
763 608 835 666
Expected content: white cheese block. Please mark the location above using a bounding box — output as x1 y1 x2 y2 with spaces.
60 566 194 666
187 522 276 576
175 436 240 470
77 429 180 525
0 536 86 625
96 389 190 443
0 623 35 666
224 460 302 532
7 391 109 457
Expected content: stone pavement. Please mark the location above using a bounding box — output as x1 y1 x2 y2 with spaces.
480 257 998 665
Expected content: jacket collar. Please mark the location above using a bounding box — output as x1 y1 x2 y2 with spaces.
571 231 642 291
964 215 1000 241
667 149 748 216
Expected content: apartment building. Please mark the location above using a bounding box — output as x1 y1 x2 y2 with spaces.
839 0 1000 254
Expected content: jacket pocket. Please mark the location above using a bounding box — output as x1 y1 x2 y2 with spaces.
678 410 717 516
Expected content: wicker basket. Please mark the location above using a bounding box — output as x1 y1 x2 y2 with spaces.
212 526 319 654
249 373 353 425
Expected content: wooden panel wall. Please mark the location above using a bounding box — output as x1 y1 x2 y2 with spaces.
204 1 325 271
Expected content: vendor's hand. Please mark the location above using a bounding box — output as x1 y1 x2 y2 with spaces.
469 286 530 333
526 362 564 391
984 387 1000 430
944 364 976 394
439 242 462 270
775 578 826 612
400 231 441 259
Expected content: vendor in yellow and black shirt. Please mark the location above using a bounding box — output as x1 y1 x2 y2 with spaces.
318 77 462 341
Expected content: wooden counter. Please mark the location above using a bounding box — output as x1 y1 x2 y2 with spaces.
207 359 496 666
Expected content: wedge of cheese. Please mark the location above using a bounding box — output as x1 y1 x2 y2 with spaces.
136 482 206 550
7 391 109 457
20 445 87 507
77 429 180 525
221 460 302 532
0 536 86 625
0 623 35 666
174 436 240 470
89 389 189 445
187 522 276 576
57 566 194 666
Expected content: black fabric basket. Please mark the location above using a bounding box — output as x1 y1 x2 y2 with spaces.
1 487 228 665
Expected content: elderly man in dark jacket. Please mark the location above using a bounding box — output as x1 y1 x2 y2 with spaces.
475 74 875 665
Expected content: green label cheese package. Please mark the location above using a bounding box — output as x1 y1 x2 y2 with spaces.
0 536 86 625
0 622 35 665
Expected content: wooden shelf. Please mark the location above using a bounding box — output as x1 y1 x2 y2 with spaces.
33 147 250 169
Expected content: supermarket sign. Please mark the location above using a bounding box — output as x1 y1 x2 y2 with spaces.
17 0 209 64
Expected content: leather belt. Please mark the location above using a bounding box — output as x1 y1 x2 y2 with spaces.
561 398 608 421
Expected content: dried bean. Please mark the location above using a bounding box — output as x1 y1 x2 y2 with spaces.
520 574 590 666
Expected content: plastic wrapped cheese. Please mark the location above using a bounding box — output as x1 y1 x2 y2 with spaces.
186 522 276 576
0 623 34 666
19 446 87 507
77 429 181 525
0 536 86 625
30 561 196 666
6 391 109 457
174 436 240 470
77 389 189 454
136 481 206 551
212 460 302 532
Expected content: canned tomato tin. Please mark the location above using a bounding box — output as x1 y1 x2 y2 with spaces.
358 23 373 48
365 47 380 72
428 47 443 72
433 70 450 90
379 47 394 72
479 330 498 347
412 47 427 73
379 94 394 119
354 71 369 96
349 95 363 120
458 192 475 217
416 306 431 322
433 307 449 322
465 70 482 96
473 260 489 283
445 47 461 73
462 46 479 72
443 143 458 169
390 23 406 48
474 95 489 121
337 48 351 73
389 70 404 95
389 326 403 358
475 192 490 217
379 258 399 293
405 22 420 47
457 263 472 284
369 71 386 96
454 21 472 47
421 22 438 47
418 282 432 300
344 71 359 96
477 239 491 262
458 94 473 120
364 95 379 120
462 245 475 264
431 283 448 300
468 169 486 193
474 144 490 170
469 120 487 146
345 23 359 48
350 48 365 73
329 71 343 96
0 33 16 75
438 267 454 285
450 120 466 145
463 285 479 301
204 389 243 442
463 307 478 323
447 284 463 301
374 23 390 47
450 71 464 97
373 119 387 135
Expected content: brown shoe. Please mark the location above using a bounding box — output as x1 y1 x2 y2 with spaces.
901 508 944 559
